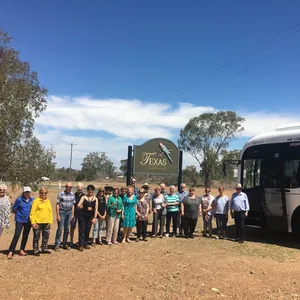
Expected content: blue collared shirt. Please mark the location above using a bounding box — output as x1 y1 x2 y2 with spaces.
230 192 250 212
13 197 34 223
177 190 188 203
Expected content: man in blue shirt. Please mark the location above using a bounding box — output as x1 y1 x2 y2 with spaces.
230 183 250 243
55 182 75 250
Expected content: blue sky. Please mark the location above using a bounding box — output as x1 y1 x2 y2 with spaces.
1 0 300 170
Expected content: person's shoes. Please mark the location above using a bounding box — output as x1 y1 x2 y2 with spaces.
235 238 239 242
41 250 51 254
84 245 91 249
238 240 244 244
209 234 213 238
54 246 60 252
135 238 139 242
63 245 70 250
152 235 156 238
112 241 119 245
202 233 207 238
165 233 169 238
189 234 194 239
143 238 148 242
19 250 28 256
7 252 13 259
79 246 84 251
107 241 112 245
33 251 40 256
91 242 96 246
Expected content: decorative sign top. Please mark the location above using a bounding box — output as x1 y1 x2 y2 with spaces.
133 138 179 175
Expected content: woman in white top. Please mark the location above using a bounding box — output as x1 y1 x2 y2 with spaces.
215 186 229 239
151 186 167 237
200 187 215 238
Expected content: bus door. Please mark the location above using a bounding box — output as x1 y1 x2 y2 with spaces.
263 157 287 231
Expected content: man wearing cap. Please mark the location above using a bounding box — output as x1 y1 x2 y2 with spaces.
54 182 75 250
177 183 188 236
131 178 139 195
230 183 249 243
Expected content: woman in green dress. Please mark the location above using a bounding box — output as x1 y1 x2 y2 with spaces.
122 186 138 243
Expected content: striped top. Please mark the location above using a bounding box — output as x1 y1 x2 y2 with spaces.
165 193 180 213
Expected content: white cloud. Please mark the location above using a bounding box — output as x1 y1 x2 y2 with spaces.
242 112 300 137
35 95 300 170
36 95 215 139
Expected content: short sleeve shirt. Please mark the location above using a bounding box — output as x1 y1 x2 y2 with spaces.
182 196 201 219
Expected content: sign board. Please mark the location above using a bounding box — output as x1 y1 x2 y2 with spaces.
133 138 179 175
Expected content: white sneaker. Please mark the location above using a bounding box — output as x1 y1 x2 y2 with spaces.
165 233 169 237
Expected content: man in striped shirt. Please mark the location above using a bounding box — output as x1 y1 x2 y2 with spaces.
165 185 180 237
54 183 75 251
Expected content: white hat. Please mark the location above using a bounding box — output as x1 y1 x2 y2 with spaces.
23 186 32 193
236 183 243 189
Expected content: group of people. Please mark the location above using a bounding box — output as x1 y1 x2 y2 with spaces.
0 179 250 259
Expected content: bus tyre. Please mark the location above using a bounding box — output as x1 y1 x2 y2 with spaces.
292 212 300 241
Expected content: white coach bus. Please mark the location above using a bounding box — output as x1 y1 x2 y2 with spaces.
239 123 300 234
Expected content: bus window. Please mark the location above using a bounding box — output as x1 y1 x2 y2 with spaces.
283 160 300 188
243 159 261 189
263 160 281 188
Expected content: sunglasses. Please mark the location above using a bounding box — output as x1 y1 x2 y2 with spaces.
66 186 72 188
40 193 47 195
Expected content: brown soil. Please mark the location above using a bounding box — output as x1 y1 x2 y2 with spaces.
1 188 300 299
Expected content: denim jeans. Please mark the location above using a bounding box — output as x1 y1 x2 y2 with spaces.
55 210 72 246
92 218 104 240
8 221 31 253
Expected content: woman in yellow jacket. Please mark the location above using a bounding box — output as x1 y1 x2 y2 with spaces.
30 187 53 256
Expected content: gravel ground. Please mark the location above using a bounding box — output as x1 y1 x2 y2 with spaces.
1 189 300 299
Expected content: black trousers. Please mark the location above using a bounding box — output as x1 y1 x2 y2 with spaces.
234 211 245 241
183 217 198 236
166 211 178 234
137 220 147 239
8 221 31 253
78 215 93 246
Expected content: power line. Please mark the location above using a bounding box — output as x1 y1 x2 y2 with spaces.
195 43 300 96
67 142 77 181
172 23 300 97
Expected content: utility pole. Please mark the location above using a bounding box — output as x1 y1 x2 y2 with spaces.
67 142 77 181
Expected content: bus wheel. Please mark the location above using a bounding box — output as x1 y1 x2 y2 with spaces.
292 211 300 240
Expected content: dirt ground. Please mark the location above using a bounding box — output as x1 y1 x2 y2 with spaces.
1 185 300 299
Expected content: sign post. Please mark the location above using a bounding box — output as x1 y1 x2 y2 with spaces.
126 138 182 189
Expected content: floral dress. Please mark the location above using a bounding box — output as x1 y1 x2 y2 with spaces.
122 195 138 228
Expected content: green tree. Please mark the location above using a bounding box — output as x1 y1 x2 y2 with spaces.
119 158 133 175
218 149 241 183
8 137 56 190
182 165 200 186
0 28 47 179
81 151 116 180
178 111 244 186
